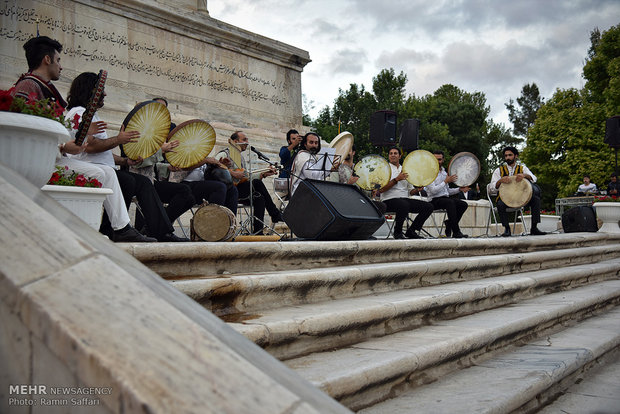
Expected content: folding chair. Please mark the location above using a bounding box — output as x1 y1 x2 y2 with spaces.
429 209 448 237
485 183 528 236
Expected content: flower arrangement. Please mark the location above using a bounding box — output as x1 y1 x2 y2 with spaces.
0 87 69 127
525 209 558 215
47 166 102 188
594 195 619 203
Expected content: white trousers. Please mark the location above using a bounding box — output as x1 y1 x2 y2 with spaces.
56 157 130 230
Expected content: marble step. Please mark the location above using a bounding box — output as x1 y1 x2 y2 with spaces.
283 282 620 411
122 233 620 278
172 245 620 316
231 259 620 361
358 307 620 414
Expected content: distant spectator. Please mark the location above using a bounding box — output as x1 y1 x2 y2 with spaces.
608 173 620 196
576 175 597 195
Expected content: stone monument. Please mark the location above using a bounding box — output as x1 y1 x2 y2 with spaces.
0 0 311 155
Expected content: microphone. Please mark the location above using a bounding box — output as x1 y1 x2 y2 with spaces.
250 146 270 161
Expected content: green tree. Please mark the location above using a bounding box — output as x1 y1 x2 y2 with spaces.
505 83 543 137
583 24 620 116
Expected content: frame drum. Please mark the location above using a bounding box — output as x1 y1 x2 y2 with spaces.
121 100 171 160
329 131 354 162
499 176 533 208
448 152 480 187
402 150 440 186
354 155 391 191
190 203 237 242
166 119 217 169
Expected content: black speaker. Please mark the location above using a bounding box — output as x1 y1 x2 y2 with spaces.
283 179 385 240
370 110 397 146
561 206 598 233
400 119 419 152
605 116 620 148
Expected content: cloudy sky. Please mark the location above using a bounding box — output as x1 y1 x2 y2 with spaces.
209 0 619 127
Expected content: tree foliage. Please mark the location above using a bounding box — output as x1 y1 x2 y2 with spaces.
505 83 543 137
583 24 620 116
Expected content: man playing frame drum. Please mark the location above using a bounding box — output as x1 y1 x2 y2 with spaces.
490 146 546 237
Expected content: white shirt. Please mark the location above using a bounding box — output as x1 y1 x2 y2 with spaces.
577 183 597 193
290 150 332 195
67 107 115 168
380 163 413 202
425 167 459 199
490 162 536 190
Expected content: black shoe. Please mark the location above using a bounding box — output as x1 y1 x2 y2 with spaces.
113 225 157 242
444 221 451 238
530 227 547 236
453 232 469 239
394 232 406 239
501 228 511 237
270 211 282 224
158 233 190 242
405 228 423 239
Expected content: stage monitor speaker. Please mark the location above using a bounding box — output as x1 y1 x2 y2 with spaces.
370 110 397 146
283 179 385 240
605 116 620 148
400 118 419 152
561 206 598 233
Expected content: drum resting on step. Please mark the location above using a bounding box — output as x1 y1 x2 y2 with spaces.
190 203 237 242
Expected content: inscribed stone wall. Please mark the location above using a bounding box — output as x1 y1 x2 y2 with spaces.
0 0 310 154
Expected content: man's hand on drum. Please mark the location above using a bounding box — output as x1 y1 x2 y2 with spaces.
116 126 139 145
497 176 512 187
87 120 106 136
396 172 408 182
445 173 458 184
161 140 180 153
514 173 525 182
459 186 471 193
126 156 143 167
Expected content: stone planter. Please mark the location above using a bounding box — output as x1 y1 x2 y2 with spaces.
0 111 69 187
522 214 561 233
594 202 620 233
41 185 113 230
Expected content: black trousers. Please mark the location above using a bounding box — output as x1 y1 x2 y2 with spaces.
383 198 434 235
116 170 174 238
184 180 239 214
430 196 468 235
237 179 280 233
497 194 542 229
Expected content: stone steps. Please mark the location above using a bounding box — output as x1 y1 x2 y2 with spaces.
229 259 620 361
125 232 620 412
171 245 620 317
357 307 620 414
285 283 620 411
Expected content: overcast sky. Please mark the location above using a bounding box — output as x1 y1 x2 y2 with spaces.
209 0 619 128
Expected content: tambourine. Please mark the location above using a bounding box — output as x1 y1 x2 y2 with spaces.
354 155 391 190
74 69 107 145
402 150 439 187
165 119 216 169
329 131 354 163
499 176 533 208
121 100 171 160
448 152 480 187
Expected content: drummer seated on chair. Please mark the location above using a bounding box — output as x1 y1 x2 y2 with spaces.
424 150 469 238
490 146 546 237
216 131 281 235
378 146 434 240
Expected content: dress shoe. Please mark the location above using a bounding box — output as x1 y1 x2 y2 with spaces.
113 225 157 243
530 227 547 236
393 232 406 239
158 233 190 242
270 211 282 224
452 232 469 239
405 228 423 239
444 220 451 238
501 228 511 237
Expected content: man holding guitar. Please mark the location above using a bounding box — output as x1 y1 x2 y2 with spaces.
215 131 282 234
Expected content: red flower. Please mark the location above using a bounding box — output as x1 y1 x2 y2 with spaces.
72 113 81 129
48 172 60 184
89 178 102 188
74 174 87 187
26 92 38 104
0 89 13 111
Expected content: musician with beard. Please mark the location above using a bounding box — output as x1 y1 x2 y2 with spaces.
490 146 546 237
290 132 340 195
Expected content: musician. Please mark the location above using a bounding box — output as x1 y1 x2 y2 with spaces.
576 175 598 195
290 132 340 195
490 146 546 236
13 38 153 242
424 151 469 238
608 173 620 196
378 147 434 239
128 98 195 227
216 131 282 234
279 129 302 178
66 72 186 242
